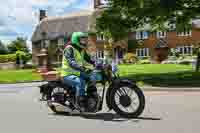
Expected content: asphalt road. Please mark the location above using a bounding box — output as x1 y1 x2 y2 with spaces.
0 83 200 133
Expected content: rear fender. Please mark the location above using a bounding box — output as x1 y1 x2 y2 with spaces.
39 80 68 95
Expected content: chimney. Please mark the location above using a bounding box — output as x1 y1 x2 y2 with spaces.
39 10 47 21
94 0 101 9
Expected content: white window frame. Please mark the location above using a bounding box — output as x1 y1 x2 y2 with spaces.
42 40 49 48
176 45 193 55
177 30 192 37
169 23 176 30
97 34 105 41
96 50 104 59
136 31 148 40
58 38 64 46
157 31 166 38
136 48 150 57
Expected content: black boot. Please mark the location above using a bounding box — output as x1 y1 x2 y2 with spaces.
77 96 86 112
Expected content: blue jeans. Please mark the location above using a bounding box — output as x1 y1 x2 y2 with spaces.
63 72 96 96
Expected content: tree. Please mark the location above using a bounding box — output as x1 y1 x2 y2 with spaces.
96 0 200 71
0 41 8 54
7 37 29 54
96 0 200 38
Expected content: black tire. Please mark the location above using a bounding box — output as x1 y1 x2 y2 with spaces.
110 83 145 118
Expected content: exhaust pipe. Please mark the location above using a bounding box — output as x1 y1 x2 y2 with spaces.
47 101 72 113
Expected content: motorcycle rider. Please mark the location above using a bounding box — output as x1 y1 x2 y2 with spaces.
61 32 95 111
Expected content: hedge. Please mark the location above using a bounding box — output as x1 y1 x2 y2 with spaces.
123 53 138 64
0 54 16 63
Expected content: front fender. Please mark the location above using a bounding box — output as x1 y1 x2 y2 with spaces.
106 79 136 110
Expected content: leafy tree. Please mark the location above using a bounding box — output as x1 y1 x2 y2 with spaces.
7 37 29 54
0 41 8 54
96 0 200 39
96 0 200 71
15 50 32 66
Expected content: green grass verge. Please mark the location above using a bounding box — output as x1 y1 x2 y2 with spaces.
119 64 200 87
0 69 42 83
0 64 199 87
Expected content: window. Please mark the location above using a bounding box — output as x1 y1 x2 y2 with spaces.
157 31 166 38
41 40 49 48
136 48 150 57
96 50 104 59
169 23 176 31
97 34 105 41
177 30 192 36
34 42 42 49
136 31 148 40
58 38 64 46
176 45 193 55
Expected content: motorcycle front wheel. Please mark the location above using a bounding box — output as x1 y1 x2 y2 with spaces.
110 83 145 118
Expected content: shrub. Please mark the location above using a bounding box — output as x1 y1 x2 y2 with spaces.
138 59 151 64
162 59 177 64
177 59 193 65
0 54 16 63
16 51 32 64
140 57 149 60
23 64 37 69
123 53 138 64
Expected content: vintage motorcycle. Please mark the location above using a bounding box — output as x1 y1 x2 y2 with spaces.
42 62 145 118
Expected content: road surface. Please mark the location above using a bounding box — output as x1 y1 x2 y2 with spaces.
0 83 200 133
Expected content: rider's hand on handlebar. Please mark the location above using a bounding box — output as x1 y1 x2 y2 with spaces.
83 67 92 74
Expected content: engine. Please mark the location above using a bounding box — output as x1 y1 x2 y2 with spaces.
84 86 101 112
51 87 68 104
50 85 101 113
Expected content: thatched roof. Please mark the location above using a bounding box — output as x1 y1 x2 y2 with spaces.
31 10 93 43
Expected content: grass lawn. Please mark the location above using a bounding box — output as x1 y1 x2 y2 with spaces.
0 64 199 86
0 69 42 83
119 64 200 87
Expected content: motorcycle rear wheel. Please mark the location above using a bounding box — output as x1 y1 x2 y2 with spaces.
110 83 145 118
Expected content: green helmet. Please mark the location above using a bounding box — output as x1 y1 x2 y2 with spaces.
71 32 88 47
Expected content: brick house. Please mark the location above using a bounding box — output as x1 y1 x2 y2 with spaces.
128 26 200 63
31 0 200 66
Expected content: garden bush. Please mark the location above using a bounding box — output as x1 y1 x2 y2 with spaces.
138 59 151 64
0 51 31 64
23 64 37 69
16 51 32 64
123 53 138 64
0 54 16 63
178 60 192 65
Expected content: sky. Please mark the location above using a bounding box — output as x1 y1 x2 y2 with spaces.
0 0 93 49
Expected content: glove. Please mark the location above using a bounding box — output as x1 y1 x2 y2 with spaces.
85 68 92 74
82 67 92 74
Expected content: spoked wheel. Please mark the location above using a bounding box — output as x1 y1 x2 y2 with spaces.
111 84 145 118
